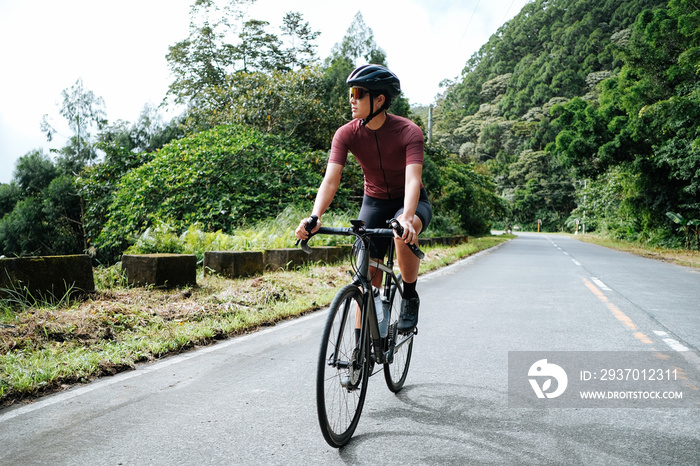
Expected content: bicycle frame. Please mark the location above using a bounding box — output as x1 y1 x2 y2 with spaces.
307 221 405 367
355 233 395 366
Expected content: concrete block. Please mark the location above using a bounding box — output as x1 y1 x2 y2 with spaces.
203 251 264 278
262 246 349 271
418 237 433 246
263 248 309 271
0 255 94 301
325 246 349 264
305 246 348 264
121 254 196 288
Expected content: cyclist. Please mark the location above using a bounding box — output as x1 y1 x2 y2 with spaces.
295 64 432 333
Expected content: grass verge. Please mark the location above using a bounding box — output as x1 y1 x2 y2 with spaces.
0 235 511 406
574 234 700 268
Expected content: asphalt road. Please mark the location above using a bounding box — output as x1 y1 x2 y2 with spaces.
1 233 699 465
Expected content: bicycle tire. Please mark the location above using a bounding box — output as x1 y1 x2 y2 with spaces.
383 274 413 392
316 284 369 448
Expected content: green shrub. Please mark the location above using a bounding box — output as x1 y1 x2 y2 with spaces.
124 206 356 262
96 125 338 263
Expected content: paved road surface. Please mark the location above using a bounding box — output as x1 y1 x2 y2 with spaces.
1 233 698 465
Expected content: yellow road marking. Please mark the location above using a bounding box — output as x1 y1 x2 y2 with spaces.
583 277 653 345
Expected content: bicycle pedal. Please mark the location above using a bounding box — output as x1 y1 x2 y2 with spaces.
384 348 394 365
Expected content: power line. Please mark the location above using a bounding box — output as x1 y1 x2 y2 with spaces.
460 0 481 43
500 0 518 26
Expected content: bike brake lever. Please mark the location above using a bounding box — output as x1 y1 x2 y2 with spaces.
296 214 318 255
389 218 425 260
299 241 312 254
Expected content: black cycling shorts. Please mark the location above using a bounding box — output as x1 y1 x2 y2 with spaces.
358 188 432 259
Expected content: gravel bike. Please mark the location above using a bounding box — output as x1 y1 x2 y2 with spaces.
298 216 424 448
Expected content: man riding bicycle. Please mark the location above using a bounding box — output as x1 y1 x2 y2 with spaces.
295 64 432 333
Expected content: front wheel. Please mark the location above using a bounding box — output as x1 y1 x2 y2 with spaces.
316 284 369 448
383 274 413 392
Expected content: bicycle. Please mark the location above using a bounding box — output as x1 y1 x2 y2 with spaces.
298 216 424 448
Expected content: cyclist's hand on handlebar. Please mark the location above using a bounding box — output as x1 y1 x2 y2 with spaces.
295 215 321 240
396 214 418 246
390 216 425 260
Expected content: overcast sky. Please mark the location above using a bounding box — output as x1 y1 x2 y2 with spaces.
0 0 530 184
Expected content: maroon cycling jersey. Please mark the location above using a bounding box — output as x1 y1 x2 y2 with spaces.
329 114 424 199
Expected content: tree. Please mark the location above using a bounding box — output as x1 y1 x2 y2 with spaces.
42 175 85 254
166 2 318 101
1 89 102 257
430 158 504 234
232 19 285 72
97 104 184 160
280 11 321 70
432 0 678 234
0 175 83 257
328 12 386 67
505 150 576 230
0 197 46 256
225 67 339 149
165 0 255 106
0 183 21 219
321 56 356 123
79 106 186 261
165 2 324 135
12 149 59 196
40 78 108 174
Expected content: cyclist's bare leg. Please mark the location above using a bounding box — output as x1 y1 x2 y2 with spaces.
395 215 423 332
394 216 423 283
370 263 383 289
355 263 383 330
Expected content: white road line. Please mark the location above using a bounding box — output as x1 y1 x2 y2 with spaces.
654 330 690 351
572 259 581 266
0 311 325 423
590 277 611 291
663 339 689 351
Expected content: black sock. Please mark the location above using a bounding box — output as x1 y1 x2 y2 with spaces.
403 280 418 299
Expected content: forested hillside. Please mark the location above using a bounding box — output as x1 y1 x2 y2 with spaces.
435 0 699 247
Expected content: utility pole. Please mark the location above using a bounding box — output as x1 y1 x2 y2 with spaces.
427 105 433 145
582 179 587 235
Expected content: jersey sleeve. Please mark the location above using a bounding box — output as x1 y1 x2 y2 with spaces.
329 124 351 166
404 124 424 166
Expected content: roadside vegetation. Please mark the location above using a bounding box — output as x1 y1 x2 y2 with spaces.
575 234 700 269
0 234 509 407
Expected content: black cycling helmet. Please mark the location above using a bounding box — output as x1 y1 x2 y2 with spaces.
347 64 401 126
347 64 401 98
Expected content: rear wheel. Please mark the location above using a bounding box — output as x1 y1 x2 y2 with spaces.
383 274 413 392
316 284 369 448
